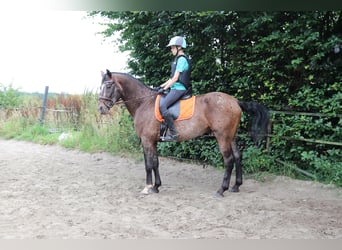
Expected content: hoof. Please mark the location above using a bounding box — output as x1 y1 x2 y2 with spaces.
215 193 224 198
141 185 154 195
215 192 224 198
229 185 240 193
151 186 159 193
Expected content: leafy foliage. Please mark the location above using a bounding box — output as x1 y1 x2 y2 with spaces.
0 83 22 108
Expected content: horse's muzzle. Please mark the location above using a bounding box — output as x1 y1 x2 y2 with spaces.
98 102 109 114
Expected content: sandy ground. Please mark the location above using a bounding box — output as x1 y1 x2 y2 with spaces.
0 139 341 239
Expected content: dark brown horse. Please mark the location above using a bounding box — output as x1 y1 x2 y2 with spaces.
98 70 270 197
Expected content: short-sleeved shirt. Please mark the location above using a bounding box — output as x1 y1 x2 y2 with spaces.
171 56 189 90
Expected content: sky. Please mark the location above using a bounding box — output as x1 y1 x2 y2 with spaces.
0 11 129 94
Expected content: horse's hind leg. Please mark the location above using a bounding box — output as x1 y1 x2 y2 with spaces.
216 137 242 196
230 140 242 192
216 150 234 197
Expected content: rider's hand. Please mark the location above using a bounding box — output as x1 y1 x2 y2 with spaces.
157 87 165 94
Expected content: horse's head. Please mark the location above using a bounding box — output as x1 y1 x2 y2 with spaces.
98 69 122 114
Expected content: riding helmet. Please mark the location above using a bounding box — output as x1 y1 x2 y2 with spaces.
167 36 187 49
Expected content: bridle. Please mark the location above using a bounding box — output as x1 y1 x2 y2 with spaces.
98 79 117 109
98 79 157 108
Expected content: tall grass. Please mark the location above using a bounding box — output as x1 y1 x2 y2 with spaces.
0 89 141 156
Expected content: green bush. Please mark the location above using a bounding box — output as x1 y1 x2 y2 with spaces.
0 83 22 108
158 138 220 166
301 149 342 186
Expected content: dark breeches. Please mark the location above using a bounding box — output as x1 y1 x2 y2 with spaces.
159 89 186 117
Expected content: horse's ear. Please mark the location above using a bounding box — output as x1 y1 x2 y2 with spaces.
101 70 105 77
106 69 112 78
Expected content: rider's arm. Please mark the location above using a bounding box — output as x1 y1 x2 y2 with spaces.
160 71 180 89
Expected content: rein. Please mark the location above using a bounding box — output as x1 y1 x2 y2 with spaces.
99 94 155 106
98 91 157 107
98 79 158 108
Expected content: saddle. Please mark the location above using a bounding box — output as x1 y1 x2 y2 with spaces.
154 94 196 122
155 94 196 140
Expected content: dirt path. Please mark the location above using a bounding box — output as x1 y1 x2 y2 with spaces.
0 139 341 239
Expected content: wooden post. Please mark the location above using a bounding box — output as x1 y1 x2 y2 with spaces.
40 86 49 126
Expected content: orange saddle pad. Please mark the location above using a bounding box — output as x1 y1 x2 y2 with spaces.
155 95 196 122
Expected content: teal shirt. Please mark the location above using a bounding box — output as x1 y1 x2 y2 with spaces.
171 56 189 90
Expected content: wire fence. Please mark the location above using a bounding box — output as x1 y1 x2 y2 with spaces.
269 110 342 147
1 106 341 147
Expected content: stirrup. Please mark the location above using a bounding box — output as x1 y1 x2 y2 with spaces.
160 134 178 142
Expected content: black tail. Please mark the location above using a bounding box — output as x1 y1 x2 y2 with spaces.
238 101 271 148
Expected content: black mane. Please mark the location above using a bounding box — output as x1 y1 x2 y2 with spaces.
111 72 152 90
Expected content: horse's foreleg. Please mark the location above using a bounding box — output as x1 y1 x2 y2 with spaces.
141 145 161 194
152 153 161 193
230 141 242 192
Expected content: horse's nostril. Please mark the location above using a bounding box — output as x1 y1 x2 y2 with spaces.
99 105 108 114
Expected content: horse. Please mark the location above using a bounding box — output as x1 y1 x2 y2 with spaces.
98 70 270 197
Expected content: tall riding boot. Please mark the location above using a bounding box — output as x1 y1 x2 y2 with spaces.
160 113 178 142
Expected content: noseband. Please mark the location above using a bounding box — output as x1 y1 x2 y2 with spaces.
98 80 117 109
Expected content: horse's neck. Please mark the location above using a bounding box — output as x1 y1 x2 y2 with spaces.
117 75 153 115
119 75 151 99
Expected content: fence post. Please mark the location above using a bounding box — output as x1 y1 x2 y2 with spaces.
40 86 49 126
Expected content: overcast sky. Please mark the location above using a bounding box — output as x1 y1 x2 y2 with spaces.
0 11 129 94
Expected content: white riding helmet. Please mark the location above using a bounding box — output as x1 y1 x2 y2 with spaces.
167 36 187 48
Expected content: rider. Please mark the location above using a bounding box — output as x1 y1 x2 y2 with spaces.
159 36 191 142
